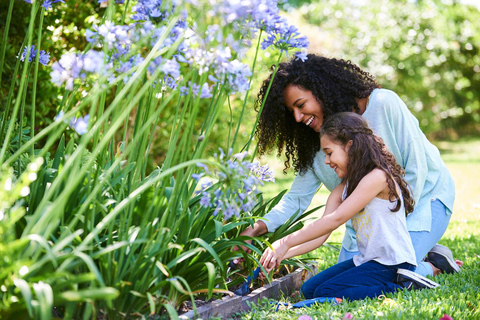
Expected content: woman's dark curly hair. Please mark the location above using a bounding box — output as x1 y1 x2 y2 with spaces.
255 54 380 174
320 112 415 215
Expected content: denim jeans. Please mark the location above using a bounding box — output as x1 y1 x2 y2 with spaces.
301 259 415 301
338 199 451 277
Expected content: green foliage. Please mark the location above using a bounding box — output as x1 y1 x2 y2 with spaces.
296 0 480 138
0 0 313 318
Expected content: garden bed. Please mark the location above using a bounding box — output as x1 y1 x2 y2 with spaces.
179 265 318 319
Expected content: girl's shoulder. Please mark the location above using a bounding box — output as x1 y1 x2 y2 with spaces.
360 169 389 193
364 168 388 182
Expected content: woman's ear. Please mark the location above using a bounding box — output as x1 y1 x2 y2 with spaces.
345 140 353 151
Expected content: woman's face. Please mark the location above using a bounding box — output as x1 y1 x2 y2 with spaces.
283 84 324 133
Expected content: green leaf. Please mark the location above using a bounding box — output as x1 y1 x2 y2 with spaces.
57 288 120 302
191 238 225 273
205 262 215 299
13 279 34 317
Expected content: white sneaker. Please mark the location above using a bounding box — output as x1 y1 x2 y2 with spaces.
396 269 440 290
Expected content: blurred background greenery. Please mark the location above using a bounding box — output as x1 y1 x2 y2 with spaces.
280 0 480 139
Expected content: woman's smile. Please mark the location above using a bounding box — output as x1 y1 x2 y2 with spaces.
283 85 324 132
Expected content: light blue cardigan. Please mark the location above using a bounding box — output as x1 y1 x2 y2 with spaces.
262 88 455 251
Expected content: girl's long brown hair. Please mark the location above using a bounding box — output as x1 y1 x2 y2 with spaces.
320 112 415 215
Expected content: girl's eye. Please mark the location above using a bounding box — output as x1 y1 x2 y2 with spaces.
298 103 305 109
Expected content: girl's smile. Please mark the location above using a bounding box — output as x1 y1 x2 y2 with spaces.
320 134 352 179
283 85 324 132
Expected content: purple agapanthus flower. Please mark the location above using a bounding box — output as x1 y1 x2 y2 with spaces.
214 59 252 94
54 110 66 122
42 0 64 9
194 149 274 221
19 45 50 66
87 21 131 60
295 51 308 62
69 115 90 135
161 58 181 79
50 51 105 90
55 111 90 135
131 0 175 22
19 0 65 9
98 0 125 3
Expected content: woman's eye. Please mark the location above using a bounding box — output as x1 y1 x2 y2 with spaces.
298 103 305 109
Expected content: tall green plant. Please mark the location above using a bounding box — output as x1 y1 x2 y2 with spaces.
0 0 311 318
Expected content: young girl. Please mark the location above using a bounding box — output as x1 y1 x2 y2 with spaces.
260 112 430 301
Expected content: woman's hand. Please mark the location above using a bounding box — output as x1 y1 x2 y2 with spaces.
259 239 289 273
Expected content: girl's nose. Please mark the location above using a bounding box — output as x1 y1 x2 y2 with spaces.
324 155 329 165
293 109 303 122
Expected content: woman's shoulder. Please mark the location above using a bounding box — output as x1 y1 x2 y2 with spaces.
367 88 409 120
370 88 403 105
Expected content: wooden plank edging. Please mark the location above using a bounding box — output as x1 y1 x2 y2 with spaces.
179 265 318 319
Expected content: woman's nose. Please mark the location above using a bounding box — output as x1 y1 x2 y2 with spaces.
293 109 303 122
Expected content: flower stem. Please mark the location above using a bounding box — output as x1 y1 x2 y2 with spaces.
231 30 263 150
0 0 15 89
0 3 38 164
31 7 46 156
243 51 284 153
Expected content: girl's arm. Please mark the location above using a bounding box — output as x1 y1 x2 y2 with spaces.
283 183 344 259
260 169 388 271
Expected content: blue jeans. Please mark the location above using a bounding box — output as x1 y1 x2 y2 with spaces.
301 259 415 300
338 199 451 277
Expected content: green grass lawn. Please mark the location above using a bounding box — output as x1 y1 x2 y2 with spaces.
243 139 480 319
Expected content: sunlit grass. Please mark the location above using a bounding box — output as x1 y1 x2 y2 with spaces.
247 138 480 319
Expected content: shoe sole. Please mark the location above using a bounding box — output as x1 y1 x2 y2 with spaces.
428 247 460 274
397 269 440 288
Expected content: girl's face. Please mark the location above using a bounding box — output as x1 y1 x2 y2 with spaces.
320 134 352 179
283 85 324 133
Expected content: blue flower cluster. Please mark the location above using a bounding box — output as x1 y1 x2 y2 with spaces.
206 0 309 59
42 0 64 9
193 149 274 221
86 21 131 60
131 0 175 22
19 0 64 10
19 45 50 66
48 0 309 96
98 0 125 4
55 111 90 135
50 51 105 90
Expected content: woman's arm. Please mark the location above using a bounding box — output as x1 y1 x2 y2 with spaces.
260 169 388 271
282 183 344 259
241 160 324 237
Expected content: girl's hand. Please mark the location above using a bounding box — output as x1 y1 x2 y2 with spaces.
260 239 288 273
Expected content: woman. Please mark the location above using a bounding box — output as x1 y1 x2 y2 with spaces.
243 54 458 277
